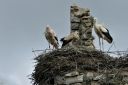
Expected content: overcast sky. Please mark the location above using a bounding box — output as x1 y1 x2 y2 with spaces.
0 0 128 85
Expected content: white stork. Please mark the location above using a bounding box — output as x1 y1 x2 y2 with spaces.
60 31 79 47
45 25 59 49
93 18 113 51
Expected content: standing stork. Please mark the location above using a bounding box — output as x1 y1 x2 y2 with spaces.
93 18 113 51
45 25 59 49
60 31 79 47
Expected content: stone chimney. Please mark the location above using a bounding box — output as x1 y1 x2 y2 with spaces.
70 5 95 49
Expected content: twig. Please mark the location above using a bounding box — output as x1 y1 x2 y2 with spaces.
32 48 37 57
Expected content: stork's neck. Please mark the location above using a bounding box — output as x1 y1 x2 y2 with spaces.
46 28 50 32
93 21 97 27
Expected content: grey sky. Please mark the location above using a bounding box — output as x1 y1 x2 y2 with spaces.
0 0 128 85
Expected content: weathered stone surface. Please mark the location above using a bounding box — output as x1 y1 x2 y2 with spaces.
65 75 83 84
65 71 79 77
86 72 94 79
70 5 94 49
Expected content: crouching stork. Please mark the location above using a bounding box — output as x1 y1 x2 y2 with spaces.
60 31 79 47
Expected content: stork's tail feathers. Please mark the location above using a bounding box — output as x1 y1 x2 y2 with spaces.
108 36 113 43
60 37 64 42
60 37 67 47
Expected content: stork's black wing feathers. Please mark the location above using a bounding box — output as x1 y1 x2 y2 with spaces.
60 37 73 47
54 36 58 41
60 37 64 42
54 36 59 45
102 31 113 43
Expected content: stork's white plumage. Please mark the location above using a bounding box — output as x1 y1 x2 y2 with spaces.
45 25 59 49
93 18 113 50
60 31 79 47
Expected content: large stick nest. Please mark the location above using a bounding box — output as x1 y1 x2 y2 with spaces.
30 47 128 85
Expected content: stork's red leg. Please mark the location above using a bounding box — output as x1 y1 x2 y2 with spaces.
99 37 101 51
102 39 104 51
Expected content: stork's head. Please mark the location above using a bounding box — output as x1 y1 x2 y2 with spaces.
73 31 80 40
46 24 50 28
93 17 98 23
46 24 51 31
